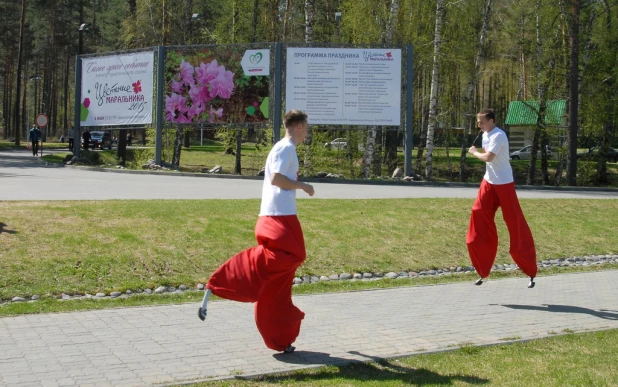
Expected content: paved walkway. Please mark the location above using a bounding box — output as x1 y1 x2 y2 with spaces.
1 270 618 386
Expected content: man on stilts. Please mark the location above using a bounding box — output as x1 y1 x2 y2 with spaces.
466 108 538 288
198 110 314 353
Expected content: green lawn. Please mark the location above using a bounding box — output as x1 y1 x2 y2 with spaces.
1 199 616 304
182 328 618 386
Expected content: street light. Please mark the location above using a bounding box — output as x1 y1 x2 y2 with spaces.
27 75 41 139
78 23 89 55
335 12 342 43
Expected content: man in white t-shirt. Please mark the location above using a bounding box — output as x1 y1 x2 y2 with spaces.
466 108 537 288
199 110 314 353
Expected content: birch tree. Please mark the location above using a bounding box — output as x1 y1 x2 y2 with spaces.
383 0 400 175
13 0 27 146
361 0 399 178
303 0 315 176
565 0 581 186
460 0 492 182
424 0 445 180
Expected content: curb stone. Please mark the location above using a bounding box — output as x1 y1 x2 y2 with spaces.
3 254 618 304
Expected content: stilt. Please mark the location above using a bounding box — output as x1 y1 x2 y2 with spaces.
198 289 211 321
528 277 535 288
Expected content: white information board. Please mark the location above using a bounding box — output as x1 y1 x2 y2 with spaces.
285 47 401 126
81 52 154 126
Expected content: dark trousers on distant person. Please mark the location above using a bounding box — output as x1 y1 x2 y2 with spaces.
31 141 39 156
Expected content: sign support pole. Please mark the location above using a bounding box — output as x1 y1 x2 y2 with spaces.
155 46 166 166
405 45 414 177
73 56 82 157
273 43 283 143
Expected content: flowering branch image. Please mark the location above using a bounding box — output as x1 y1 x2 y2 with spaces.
165 59 234 124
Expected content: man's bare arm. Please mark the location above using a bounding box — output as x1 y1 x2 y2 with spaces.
468 146 496 162
270 173 315 196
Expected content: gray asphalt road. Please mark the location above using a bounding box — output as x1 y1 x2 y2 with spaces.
1 150 616 200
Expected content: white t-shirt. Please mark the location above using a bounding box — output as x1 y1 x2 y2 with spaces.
259 137 299 216
482 127 513 185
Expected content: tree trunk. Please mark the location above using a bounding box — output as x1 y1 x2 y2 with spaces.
425 0 445 180
303 0 315 176
362 128 377 178
128 0 136 16
234 130 242 174
416 68 427 174
13 0 27 146
566 0 580 186
384 0 400 175
461 0 492 182
63 48 69 134
527 0 546 186
116 131 127 166
172 125 183 166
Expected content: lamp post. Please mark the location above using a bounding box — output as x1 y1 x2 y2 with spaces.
73 23 88 156
335 12 342 43
78 23 88 55
27 75 41 139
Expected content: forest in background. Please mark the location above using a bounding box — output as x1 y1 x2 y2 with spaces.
1 0 616 184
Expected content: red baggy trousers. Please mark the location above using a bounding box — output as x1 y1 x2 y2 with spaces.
206 215 306 351
466 179 537 279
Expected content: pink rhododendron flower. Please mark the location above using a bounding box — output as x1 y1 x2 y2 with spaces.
167 58 234 124
165 93 189 122
208 106 224 123
179 60 195 86
171 79 184 94
195 60 219 86
175 113 192 123
209 70 234 99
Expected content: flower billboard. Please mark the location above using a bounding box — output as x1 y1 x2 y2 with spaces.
80 51 155 126
164 47 271 125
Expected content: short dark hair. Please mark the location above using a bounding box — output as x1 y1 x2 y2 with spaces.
478 108 496 122
283 110 308 128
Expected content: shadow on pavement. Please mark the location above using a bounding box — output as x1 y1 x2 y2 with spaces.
262 350 489 385
498 304 618 320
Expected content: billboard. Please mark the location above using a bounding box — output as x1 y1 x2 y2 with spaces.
164 47 271 125
286 47 402 126
80 51 154 126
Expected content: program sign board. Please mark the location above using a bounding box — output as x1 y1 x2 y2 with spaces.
81 52 154 126
286 47 402 126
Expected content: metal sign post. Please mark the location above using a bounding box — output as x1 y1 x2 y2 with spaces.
35 113 48 157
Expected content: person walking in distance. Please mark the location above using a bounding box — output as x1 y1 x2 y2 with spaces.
466 108 538 288
198 110 314 353
28 125 41 156
82 130 91 151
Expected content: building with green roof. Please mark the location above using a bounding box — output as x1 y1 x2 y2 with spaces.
504 100 566 150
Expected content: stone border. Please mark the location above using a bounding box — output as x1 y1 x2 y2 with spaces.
4 254 618 304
